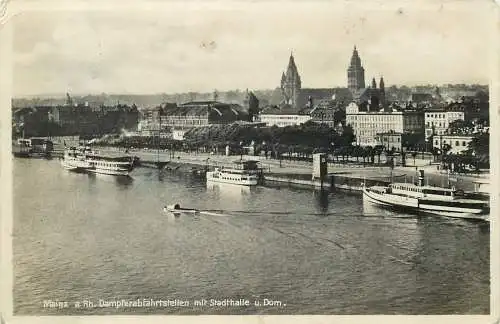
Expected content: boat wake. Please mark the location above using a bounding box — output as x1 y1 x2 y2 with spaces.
198 211 230 217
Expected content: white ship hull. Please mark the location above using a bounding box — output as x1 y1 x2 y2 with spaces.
62 147 134 177
61 157 91 172
87 167 131 176
206 171 258 186
363 188 489 221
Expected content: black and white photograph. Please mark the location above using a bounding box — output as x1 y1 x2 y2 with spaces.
1 0 498 321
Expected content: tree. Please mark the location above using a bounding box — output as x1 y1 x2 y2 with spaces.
373 145 384 164
339 125 356 147
411 151 418 166
469 133 489 156
468 133 489 167
448 120 474 135
363 146 374 165
247 92 260 122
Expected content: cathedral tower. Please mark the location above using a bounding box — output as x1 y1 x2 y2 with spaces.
347 46 366 93
379 76 386 107
280 52 302 108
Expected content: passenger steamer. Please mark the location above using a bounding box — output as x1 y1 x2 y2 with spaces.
362 170 489 221
206 160 260 186
62 146 135 176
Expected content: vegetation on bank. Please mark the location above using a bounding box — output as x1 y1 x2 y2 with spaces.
90 121 488 170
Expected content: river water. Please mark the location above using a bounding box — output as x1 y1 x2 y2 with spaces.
13 158 490 315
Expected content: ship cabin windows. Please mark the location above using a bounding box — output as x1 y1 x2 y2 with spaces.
422 189 453 196
392 184 423 193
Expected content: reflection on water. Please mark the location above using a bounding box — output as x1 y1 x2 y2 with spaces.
206 181 252 202
88 173 134 188
313 189 329 214
13 159 490 315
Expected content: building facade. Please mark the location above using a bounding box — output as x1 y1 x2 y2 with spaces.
258 105 312 127
160 101 246 131
375 132 404 151
433 134 474 154
346 102 424 146
424 109 465 139
375 131 424 152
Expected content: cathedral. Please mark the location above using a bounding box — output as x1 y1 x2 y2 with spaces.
347 46 386 111
269 47 384 112
280 52 302 107
273 52 351 111
347 46 366 92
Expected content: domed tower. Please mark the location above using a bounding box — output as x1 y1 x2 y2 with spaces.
280 52 302 108
347 46 366 93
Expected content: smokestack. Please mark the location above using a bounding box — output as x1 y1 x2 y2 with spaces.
418 170 425 186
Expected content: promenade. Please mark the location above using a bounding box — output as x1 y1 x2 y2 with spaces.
95 146 489 192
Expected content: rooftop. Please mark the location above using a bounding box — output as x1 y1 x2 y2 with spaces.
260 104 309 115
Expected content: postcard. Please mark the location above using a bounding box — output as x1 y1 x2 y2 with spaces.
1 0 498 323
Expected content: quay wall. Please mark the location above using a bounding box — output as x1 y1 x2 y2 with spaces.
47 145 488 193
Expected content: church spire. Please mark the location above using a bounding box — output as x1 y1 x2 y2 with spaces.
287 52 298 77
347 45 365 92
379 76 386 108
371 77 377 89
280 52 302 108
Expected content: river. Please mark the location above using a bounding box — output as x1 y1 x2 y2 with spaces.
13 158 490 315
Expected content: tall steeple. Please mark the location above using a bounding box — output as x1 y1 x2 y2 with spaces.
379 76 385 89
379 76 386 107
347 45 366 93
371 77 377 89
280 52 302 108
280 72 286 88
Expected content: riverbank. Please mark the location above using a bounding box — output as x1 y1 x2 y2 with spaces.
96 146 487 193
47 144 489 193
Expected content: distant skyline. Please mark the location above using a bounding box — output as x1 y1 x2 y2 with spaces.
12 1 495 97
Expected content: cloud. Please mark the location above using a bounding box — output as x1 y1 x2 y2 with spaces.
12 2 493 96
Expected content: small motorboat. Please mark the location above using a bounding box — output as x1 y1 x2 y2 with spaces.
164 204 200 214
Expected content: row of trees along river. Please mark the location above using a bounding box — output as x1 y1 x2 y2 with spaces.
94 121 489 171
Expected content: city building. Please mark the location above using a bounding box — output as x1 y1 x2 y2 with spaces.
433 134 474 154
156 101 247 139
424 107 465 139
375 131 424 152
307 98 347 127
375 131 404 152
138 103 177 133
258 105 312 127
346 102 424 146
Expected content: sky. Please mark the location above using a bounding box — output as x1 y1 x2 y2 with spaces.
11 0 497 97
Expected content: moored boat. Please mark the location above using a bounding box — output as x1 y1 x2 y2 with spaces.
61 146 135 176
13 138 54 158
362 170 489 221
61 147 92 172
206 160 260 186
